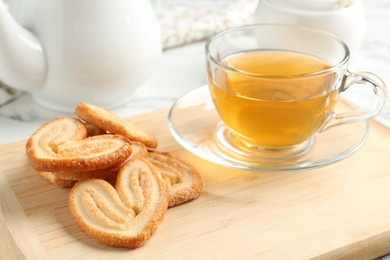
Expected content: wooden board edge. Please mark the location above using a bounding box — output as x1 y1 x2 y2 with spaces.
316 229 390 260
0 172 48 259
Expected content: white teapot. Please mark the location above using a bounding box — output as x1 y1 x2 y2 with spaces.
0 0 161 111
254 0 366 55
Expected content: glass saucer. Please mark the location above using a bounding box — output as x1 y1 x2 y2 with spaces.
167 86 369 171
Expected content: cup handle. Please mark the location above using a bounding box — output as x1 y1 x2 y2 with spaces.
319 70 388 132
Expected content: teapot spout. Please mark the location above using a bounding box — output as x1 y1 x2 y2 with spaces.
0 1 45 91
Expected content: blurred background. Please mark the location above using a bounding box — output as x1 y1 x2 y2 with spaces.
0 0 389 136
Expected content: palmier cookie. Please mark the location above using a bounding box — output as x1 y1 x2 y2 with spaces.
36 171 117 188
26 117 87 158
27 117 132 172
148 151 203 207
68 158 169 248
50 141 148 181
75 102 158 148
84 123 107 137
49 168 119 182
36 171 77 188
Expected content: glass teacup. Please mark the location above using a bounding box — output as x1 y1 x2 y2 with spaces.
205 24 387 158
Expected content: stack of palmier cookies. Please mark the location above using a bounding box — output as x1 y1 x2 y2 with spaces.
26 102 203 248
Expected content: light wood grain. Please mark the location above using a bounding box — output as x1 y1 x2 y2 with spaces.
0 173 47 259
0 199 26 260
0 108 390 259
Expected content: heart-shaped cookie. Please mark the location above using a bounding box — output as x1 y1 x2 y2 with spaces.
26 116 133 172
49 141 148 181
75 102 158 148
148 151 203 207
36 171 77 188
68 158 169 248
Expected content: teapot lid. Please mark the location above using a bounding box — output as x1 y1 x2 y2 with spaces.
269 0 357 10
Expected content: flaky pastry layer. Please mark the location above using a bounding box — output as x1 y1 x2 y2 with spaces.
68 158 169 248
25 115 132 172
75 102 158 148
50 141 148 181
148 151 203 207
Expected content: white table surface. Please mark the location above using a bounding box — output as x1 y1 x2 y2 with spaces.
0 1 389 258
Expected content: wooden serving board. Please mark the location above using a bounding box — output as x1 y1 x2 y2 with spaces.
1 108 390 259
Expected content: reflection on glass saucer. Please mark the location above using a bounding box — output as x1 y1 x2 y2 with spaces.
167 86 369 171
